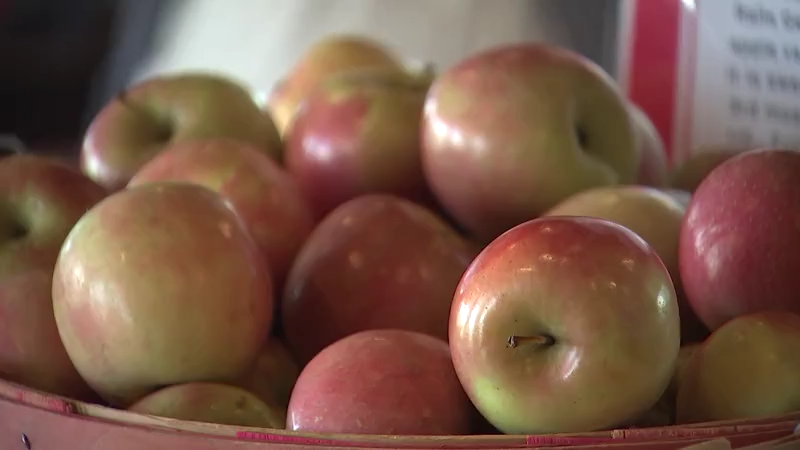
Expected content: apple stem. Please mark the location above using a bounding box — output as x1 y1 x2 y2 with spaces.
506 335 556 349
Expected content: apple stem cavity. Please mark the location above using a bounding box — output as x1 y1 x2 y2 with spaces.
506 334 556 349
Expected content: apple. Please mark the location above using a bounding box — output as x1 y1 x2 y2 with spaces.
287 329 472 435
233 337 300 409
0 271 96 401
0 155 106 399
421 43 638 242
53 182 274 407
544 185 707 343
82 72 283 191
129 138 315 292
630 103 668 187
669 147 743 192
285 67 434 219
450 216 680 434
679 148 800 331
676 311 800 424
128 382 285 428
281 194 477 365
268 34 404 137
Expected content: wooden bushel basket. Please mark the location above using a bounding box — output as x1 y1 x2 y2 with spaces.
1 379 798 450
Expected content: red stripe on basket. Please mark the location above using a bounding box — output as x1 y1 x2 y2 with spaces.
626 0 683 159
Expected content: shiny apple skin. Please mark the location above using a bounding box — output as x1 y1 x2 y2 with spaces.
450 216 680 434
281 194 478 365
676 311 800 424
679 148 800 331
82 73 282 191
422 43 637 242
287 329 473 435
544 185 707 343
285 68 433 219
53 183 274 407
130 138 315 292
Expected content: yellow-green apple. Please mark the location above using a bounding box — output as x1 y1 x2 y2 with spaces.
0 155 106 399
281 194 478 365
669 147 744 193
450 216 680 434
233 337 300 410
285 67 434 219
679 148 800 331
268 34 404 137
52 182 274 407
82 72 282 191
129 138 315 292
128 382 284 428
676 311 800 424
630 103 669 187
421 43 638 242
287 329 472 435
544 185 708 343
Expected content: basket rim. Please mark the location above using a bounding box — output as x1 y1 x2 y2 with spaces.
1 378 798 448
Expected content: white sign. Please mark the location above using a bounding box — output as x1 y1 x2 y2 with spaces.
617 0 800 165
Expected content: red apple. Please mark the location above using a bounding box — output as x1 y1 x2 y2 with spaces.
82 73 282 191
233 337 300 410
128 382 285 428
281 194 477 365
630 103 669 187
422 43 637 242
676 311 800 424
268 34 404 137
679 148 800 331
285 67 433 219
0 155 106 399
450 216 680 434
53 182 274 406
129 138 315 292
287 329 473 435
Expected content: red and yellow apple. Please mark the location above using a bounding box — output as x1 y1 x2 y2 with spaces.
450 216 680 434
268 34 404 137
679 148 800 330
287 329 473 435
53 182 274 406
422 43 638 242
82 73 282 191
285 67 433 219
0 155 106 399
130 138 315 292
281 194 478 365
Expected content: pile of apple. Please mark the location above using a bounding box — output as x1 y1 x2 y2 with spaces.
1 34 799 437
